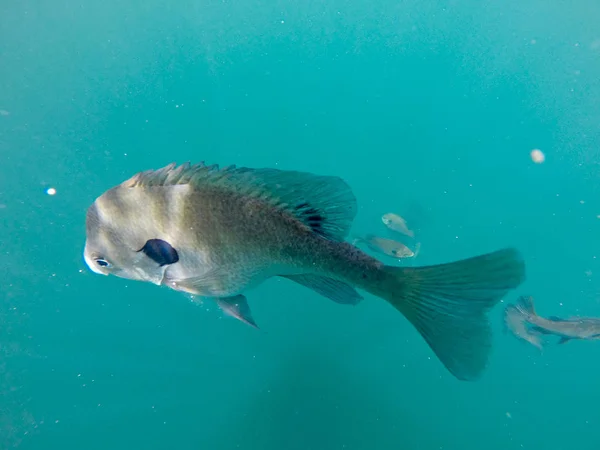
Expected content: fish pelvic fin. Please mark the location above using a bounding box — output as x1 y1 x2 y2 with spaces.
367 248 525 381
216 295 259 329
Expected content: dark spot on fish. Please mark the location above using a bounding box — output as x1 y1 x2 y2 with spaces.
138 238 179 266
294 203 325 233
361 273 367 279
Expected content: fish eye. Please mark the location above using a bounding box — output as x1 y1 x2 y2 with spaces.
95 258 111 268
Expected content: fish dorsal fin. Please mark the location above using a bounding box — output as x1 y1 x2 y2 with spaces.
122 162 358 241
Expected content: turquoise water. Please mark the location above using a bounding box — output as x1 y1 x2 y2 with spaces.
2 0 600 448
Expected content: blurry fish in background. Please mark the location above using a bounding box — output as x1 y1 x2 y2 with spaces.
504 295 600 349
382 213 414 238
352 234 415 260
384 201 431 237
380 208 424 259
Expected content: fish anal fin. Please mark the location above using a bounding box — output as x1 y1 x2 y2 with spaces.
282 274 363 305
123 162 357 242
216 295 259 329
558 336 572 344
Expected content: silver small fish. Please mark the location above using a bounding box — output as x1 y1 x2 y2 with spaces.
353 235 415 259
513 296 600 345
83 161 526 381
382 213 414 238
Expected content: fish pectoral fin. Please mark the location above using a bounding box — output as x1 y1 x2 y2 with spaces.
173 265 258 296
282 274 364 306
557 336 572 344
216 295 259 329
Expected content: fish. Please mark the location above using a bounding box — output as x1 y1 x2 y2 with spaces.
83 161 526 381
503 303 544 350
352 234 415 259
513 295 600 345
382 213 414 238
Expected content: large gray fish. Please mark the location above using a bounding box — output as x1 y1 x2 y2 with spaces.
83 162 526 381
512 295 600 345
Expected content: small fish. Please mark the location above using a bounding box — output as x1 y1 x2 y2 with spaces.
382 213 414 238
503 303 544 350
353 234 415 259
513 296 600 345
83 161 526 381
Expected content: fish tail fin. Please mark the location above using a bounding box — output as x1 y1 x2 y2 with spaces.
515 295 537 317
524 328 545 351
367 248 525 381
503 304 545 351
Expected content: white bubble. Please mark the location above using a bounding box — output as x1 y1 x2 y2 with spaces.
530 149 545 163
46 187 56 195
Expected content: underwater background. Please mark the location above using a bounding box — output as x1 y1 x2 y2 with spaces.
1 0 600 448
